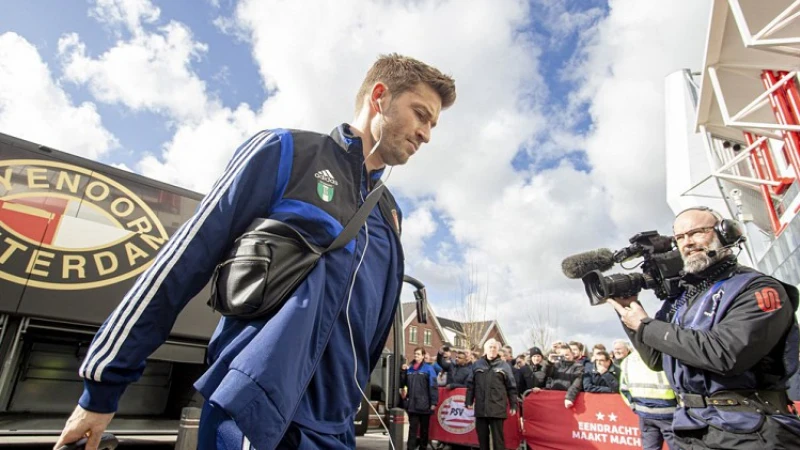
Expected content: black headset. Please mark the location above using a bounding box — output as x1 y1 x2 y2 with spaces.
676 206 745 247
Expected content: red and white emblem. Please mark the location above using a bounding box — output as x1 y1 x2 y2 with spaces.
0 160 169 290
437 394 475 434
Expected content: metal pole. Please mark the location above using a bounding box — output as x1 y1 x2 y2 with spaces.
743 132 783 233
386 276 427 447
388 407 407 450
386 297 405 447
763 70 800 180
174 407 201 450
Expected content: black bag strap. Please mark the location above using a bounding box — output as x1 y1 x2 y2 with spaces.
325 182 386 252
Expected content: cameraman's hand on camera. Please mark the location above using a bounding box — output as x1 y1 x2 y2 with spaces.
608 295 638 308
608 296 648 331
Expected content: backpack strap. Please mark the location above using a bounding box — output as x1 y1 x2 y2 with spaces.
325 182 386 252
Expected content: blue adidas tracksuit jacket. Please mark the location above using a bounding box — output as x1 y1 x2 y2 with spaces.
78 125 404 449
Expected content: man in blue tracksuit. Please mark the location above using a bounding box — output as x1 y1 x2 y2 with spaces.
609 207 800 449
55 54 456 450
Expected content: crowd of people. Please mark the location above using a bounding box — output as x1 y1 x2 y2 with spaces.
399 337 641 450
442 339 632 400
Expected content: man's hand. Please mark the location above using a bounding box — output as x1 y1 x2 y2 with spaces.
564 399 574 409
608 298 649 331
531 387 541 394
609 295 639 308
431 405 436 411
510 409 517 416
401 363 408 371
596 364 608 375
465 404 473 410
54 405 114 450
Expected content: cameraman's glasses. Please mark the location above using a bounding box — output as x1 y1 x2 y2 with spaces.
673 226 715 244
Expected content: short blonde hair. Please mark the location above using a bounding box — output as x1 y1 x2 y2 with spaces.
355 53 456 112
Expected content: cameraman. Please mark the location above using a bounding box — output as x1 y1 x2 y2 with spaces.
608 207 800 449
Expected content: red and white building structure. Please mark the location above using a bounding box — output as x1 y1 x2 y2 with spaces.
667 0 800 285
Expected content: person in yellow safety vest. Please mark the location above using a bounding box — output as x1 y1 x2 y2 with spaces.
620 350 677 450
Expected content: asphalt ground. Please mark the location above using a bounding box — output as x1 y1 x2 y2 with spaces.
2 431 394 449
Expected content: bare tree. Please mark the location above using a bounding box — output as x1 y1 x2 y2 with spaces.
526 297 560 351
455 264 490 351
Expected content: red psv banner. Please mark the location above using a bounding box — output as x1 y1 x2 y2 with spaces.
429 388 521 449
522 391 665 450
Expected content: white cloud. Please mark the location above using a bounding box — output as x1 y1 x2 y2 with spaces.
138 104 258 191
56 0 260 192
224 0 712 351
0 32 117 159
575 0 712 231
401 204 438 260
90 0 160 37
488 0 712 349
537 1 606 49
2 0 713 352
58 22 211 123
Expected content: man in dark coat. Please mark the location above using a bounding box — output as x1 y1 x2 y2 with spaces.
466 339 517 450
401 347 438 450
582 350 620 393
609 207 800 448
519 347 548 395
535 343 583 409
438 349 472 389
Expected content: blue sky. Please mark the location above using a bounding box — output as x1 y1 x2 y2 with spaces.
1 0 602 171
1 0 263 165
0 0 710 350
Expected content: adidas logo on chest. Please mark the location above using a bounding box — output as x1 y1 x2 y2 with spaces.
314 169 339 202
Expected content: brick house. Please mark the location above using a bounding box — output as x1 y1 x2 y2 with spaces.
436 317 508 353
383 302 448 363
381 304 509 363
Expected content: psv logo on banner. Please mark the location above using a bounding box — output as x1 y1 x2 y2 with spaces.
438 394 475 434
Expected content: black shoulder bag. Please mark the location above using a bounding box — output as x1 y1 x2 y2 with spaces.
208 183 386 320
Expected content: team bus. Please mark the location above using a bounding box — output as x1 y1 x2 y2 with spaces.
0 132 406 444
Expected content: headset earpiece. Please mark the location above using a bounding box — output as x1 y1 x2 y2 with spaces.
716 218 744 246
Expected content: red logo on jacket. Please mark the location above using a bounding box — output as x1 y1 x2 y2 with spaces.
756 287 781 313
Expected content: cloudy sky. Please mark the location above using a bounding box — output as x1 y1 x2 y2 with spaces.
0 0 713 352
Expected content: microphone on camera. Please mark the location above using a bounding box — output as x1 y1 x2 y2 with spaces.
561 248 616 279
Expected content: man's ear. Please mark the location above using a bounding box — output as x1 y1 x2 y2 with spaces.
371 83 389 113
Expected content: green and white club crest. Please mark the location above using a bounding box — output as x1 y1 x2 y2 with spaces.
314 169 338 202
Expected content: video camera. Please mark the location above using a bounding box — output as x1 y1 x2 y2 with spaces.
563 231 685 306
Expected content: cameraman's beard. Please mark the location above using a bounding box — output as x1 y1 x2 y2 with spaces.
683 239 729 273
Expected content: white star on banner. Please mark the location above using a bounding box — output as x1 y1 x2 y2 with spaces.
596 412 605 421
609 413 618 422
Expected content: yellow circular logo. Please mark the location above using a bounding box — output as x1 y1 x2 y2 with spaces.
0 160 169 290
